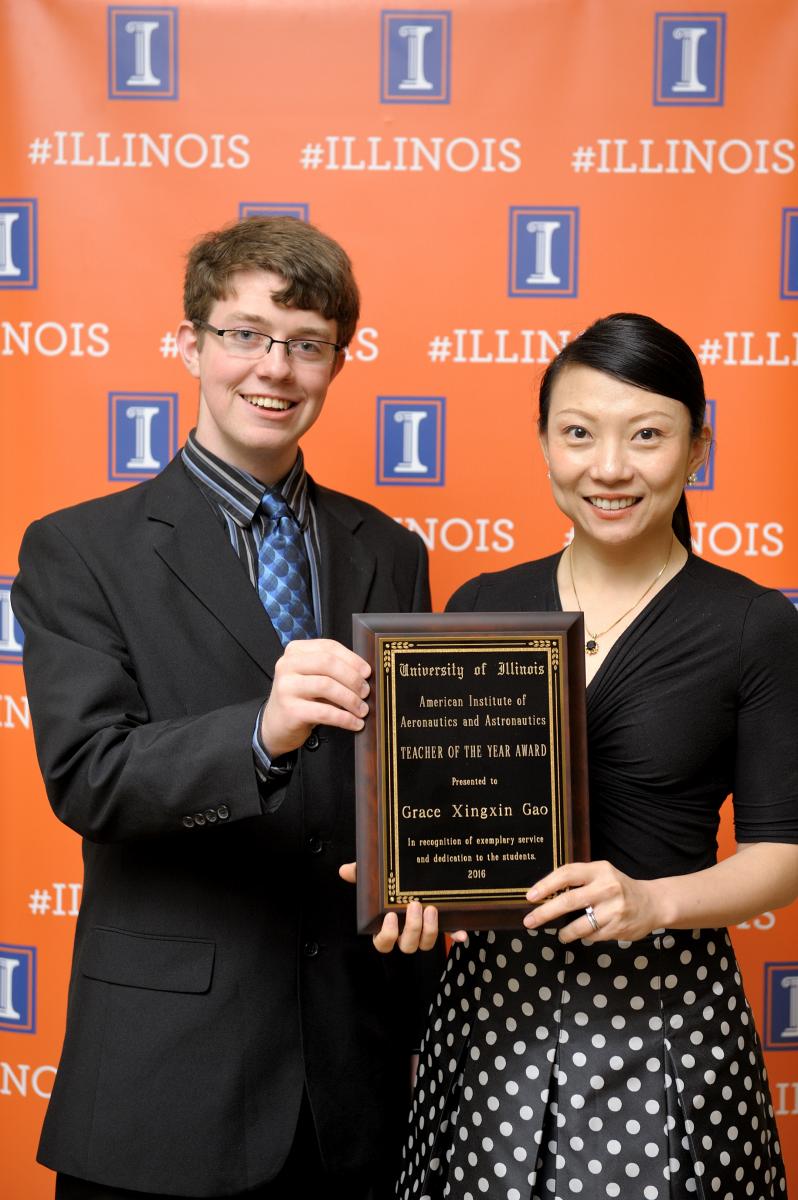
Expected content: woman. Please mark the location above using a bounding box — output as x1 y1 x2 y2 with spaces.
361 314 798 1199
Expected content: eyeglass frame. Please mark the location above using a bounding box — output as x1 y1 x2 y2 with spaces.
191 319 342 362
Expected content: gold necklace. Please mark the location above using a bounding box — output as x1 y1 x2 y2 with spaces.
568 539 674 656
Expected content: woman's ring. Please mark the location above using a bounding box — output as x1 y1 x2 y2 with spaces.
584 904 600 933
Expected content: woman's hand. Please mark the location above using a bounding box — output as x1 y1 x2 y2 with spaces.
339 863 441 953
524 859 662 943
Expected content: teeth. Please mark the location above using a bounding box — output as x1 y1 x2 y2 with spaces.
243 395 291 411
590 497 637 511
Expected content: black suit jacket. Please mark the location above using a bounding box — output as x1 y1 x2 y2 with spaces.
13 455 440 1196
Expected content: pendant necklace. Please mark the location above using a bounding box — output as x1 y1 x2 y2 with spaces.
568 538 674 656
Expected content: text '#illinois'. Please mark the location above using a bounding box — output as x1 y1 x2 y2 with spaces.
300 135 523 174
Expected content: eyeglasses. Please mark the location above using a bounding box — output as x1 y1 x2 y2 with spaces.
193 320 341 366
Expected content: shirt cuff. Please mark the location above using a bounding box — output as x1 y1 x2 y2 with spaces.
252 704 296 787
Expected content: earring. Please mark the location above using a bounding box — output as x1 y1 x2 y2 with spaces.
686 472 698 486
546 470 551 479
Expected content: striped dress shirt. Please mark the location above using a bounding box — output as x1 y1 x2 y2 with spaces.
181 429 321 781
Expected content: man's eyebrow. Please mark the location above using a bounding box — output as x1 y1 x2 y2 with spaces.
223 311 333 338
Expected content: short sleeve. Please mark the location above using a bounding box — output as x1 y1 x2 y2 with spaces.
732 589 798 843
445 575 484 613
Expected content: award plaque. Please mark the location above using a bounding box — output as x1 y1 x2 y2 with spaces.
353 613 589 933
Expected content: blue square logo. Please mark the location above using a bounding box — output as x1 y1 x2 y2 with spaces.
654 12 726 106
764 962 798 1050
686 398 716 491
108 6 179 99
381 10 451 103
238 203 310 223
0 945 37 1034
108 393 178 481
0 199 38 290
782 589 798 612
780 209 798 300
508 207 579 298
376 397 445 486
0 576 24 664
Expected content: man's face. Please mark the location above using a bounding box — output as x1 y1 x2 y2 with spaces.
178 270 344 484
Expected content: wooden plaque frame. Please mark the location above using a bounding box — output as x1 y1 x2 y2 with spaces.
353 612 589 933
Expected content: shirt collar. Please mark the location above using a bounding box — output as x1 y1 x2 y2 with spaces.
181 429 310 529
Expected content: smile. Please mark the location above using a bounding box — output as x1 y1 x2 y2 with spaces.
241 394 294 411
587 497 639 511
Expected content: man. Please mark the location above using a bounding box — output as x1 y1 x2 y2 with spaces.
13 217 440 1199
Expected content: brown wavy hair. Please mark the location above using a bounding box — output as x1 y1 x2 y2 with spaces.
184 216 360 347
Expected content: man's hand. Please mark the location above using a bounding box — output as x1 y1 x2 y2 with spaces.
260 639 370 760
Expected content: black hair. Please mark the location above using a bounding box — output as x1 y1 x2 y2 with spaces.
538 313 706 551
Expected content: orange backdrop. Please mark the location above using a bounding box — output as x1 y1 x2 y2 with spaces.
2 1 797 1195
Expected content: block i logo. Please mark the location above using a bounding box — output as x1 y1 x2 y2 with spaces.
376 398 445 486
108 393 178 482
381 10 451 103
508 207 579 299
0 577 24 664
0 945 36 1034
0 199 38 291
764 962 798 1051
238 203 310 222
780 209 798 300
108 6 179 99
686 398 716 490
654 12 726 106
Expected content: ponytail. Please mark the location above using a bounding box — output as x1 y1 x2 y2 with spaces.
672 491 693 553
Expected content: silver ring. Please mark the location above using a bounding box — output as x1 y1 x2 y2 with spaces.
584 904 599 933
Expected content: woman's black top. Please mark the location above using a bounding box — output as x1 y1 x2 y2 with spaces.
447 552 798 879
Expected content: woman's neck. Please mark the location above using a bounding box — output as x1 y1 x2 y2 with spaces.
558 529 688 680
567 528 684 587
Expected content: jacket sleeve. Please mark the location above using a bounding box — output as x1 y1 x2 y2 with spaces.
409 532 432 614
13 517 280 843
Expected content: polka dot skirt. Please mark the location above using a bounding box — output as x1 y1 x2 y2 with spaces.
397 927 785 1200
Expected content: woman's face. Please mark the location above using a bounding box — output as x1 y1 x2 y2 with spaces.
539 364 709 549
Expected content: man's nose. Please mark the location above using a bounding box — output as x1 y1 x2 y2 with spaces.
254 339 293 378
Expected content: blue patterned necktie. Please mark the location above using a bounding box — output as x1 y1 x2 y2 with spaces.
257 492 317 645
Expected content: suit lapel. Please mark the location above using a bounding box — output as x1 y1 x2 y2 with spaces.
314 485 377 646
145 457 284 675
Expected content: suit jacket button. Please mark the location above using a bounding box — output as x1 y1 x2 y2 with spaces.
194 812 206 826
205 809 218 823
307 836 323 855
217 804 230 820
304 731 320 751
182 815 195 829
303 941 320 958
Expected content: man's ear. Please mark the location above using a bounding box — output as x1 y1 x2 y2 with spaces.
329 348 347 384
176 320 201 379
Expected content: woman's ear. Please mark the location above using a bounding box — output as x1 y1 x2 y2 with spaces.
688 423 713 478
